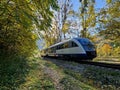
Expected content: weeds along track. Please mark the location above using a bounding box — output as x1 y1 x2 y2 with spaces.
43 57 120 70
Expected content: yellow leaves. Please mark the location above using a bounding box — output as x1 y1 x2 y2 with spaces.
106 0 112 4
101 43 112 56
25 0 31 3
62 23 69 33
91 23 95 27
97 42 113 56
80 10 84 17
80 2 96 29
85 13 96 27
68 10 74 15
31 34 37 40
91 35 98 42
88 5 94 13
113 47 120 56
107 1 120 18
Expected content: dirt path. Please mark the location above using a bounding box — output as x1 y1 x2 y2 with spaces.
43 66 64 90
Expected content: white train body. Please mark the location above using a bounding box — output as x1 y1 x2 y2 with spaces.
42 38 97 59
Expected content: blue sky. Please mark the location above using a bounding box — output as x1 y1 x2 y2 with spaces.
95 0 106 9
71 0 106 12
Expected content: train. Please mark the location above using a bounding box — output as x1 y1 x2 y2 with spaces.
41 38 97 60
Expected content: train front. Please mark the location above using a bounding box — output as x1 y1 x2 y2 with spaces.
76 38 97 59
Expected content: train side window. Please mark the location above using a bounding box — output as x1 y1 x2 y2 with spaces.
58 45 60 49
54 46 57 52
50 48 52 53
58 44 62 49
63 42 68 48
61 44 64 49
57 43 68 49
62 44 64 49
51 48 53 53
71 41 78 47
67 42 71 48
57 45 60 49
58 45 62 49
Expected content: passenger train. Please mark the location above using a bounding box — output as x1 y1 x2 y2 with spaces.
41 38 97 60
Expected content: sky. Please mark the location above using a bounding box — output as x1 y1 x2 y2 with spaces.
71 0 106 12
95 0 106 9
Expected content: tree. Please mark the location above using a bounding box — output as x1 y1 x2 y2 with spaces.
54 0 72 42
98 0 120 42
41 0 72 47
0 0 58 57
68 0 96 38
79 0 96 38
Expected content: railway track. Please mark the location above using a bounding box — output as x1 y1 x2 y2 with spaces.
76 60 120 70
43 57 120 70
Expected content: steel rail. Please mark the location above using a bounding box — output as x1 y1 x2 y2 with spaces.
73 60 120 70
42 57 120 70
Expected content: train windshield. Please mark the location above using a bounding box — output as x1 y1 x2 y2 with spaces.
76 38 95 51
79 38 93 45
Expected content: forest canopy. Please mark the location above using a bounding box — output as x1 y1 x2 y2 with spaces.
0 0 58 57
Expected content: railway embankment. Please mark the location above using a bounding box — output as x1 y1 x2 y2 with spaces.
43 57 120 90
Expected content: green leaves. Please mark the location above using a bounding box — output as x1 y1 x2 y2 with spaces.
0 0 58 57
99 0 120 42
79 0 96 37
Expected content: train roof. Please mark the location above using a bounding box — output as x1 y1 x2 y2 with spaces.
75 38 94 45
48 38 72 48
47 38 90 49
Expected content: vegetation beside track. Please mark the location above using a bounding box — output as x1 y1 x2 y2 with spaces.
94 57 120 62
42 58 120 90
0 56 55 90
1 56 120 90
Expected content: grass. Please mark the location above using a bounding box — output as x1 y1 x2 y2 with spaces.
60 75 96 90
43 59 96 90
63 64 120 90
43 58 120 90
82 66 120 89
0 56 29 90
0 56 55 90
44 61 59 70
63 69 97 90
